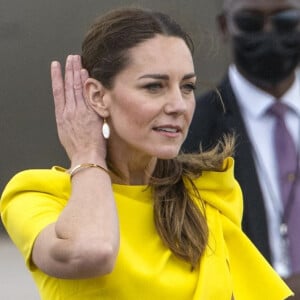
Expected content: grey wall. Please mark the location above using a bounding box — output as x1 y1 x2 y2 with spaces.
0 0 230 195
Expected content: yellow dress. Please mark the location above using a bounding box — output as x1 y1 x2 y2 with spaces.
0 158 293 299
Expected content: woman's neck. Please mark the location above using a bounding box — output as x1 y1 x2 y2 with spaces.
108 153 157 185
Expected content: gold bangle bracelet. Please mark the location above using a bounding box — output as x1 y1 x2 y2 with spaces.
66 163 110 178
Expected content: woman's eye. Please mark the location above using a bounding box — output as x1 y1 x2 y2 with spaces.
181 83 196 94
144 82 163 92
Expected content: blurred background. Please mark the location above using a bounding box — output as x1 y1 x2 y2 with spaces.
0 0 229 298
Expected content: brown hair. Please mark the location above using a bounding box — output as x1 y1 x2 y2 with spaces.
81 7 234 269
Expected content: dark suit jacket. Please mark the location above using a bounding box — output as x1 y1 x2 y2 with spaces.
182 74 272 263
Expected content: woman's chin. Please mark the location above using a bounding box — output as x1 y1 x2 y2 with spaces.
155 147 181 160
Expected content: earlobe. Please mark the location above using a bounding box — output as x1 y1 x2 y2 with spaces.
84 78 110 117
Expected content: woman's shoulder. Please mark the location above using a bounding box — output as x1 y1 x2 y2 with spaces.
0 166 71 209
189 157 236 189
4 166 68 189
187 157 243 226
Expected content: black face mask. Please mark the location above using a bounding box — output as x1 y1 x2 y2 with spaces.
233 32 300 86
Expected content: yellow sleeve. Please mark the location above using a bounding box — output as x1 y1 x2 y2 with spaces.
0 168 70 270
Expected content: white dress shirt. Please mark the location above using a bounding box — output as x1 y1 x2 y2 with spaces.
229 65 300 277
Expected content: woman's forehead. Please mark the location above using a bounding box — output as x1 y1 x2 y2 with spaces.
128 35 192 62
123 36 194 76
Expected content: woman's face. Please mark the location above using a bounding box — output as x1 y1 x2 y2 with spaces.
105 34 196 160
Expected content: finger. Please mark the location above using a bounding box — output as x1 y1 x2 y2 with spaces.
80 68 89 107
80 68 89 84
72 55 84 106
64 55 76 110
51 60 65 119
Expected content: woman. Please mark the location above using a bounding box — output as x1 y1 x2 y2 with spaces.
0 7 293 300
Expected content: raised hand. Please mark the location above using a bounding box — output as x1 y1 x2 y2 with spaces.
51 55 107 164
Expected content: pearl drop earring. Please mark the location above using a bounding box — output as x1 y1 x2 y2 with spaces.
102 118 110 139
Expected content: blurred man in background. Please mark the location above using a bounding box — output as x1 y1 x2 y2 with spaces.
183 0 300 296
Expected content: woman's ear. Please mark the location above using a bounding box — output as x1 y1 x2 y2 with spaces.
84 78 110 118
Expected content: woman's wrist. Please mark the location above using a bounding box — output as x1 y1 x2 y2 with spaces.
70 149 107 169
67 163 110 179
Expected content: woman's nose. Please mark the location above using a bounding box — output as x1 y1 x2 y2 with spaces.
164 88 187 115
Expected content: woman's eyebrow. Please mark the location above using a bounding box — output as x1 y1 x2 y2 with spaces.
138 73 196 80
183 73 196 80
138 74 169 80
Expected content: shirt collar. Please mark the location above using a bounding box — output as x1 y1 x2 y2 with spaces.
228 65 300 118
